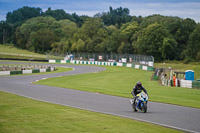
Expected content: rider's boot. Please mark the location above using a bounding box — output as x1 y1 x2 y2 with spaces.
133 100 137 112
134 103 137 112
130 99 133 105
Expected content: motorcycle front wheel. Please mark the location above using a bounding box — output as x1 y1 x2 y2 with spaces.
142 103 147 113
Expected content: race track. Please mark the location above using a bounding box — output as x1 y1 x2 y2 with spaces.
0 62 200 133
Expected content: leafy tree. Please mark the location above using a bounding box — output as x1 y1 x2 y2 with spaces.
186 24 200 60
77 18 108 52
161 37 178 60
71 13 88 27
71 42 78 52
76 39 86 52
117 42 132 54
135 23 170 61
51 39 71 54
81 18 103 39
100 7 132 26
94 42 107 53
167 18 197 60
6 6 42 25
43 7 70 21
0 21 12 44
15 16 59 53
104 26 119 53
111 21 139 54
132 16 143 24
5 6 42 45
120 21 138 44
29 28 56 53
58 19 77 39
42 8 88 27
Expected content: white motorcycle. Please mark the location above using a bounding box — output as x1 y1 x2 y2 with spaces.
130 92 148 113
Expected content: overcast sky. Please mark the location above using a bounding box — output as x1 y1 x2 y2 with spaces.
0 0 200 22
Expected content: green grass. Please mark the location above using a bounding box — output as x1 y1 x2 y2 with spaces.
0 44 63 60
0 60 48 64
155 62 200 79
0 44 46 59
36 66 200 108
0 44 44 55
0 91 182 133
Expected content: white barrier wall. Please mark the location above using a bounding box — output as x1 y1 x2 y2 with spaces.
143 66 148 70
40 69 46 73
61 60 66 63
49 60 56 63
0 66 56 76
22 70 32 74
0 71 10 75
70 60 73 64
127 63 132 67
117 62 123 66
48 60 154 72
76 60 80 64
135 65 140 69
51 67 55 71
180 79 192 88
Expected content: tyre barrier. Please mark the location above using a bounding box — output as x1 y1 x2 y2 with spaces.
160 75 199 89
49 59 154 71
0 66 56 76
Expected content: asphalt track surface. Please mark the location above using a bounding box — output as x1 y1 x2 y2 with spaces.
0 61 200 133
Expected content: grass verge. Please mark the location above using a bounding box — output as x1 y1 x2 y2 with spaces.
155 62 200 79
0 91 182 133
0 44 46 60
36 66 200 108
0 44 63 60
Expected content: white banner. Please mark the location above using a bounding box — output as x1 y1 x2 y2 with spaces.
122 58 127 63
135 65 140 69
127 63 132 67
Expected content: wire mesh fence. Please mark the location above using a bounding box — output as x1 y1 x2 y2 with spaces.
71 52 154 66
0 52 154 66
0 51 154 66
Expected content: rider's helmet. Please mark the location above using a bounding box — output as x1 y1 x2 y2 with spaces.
137 81 142 87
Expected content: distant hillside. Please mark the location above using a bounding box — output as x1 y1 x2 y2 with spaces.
0 44 48 60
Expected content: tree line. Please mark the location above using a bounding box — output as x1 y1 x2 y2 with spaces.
0 6 200 62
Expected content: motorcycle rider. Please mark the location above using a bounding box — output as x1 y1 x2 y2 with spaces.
131 81 148 111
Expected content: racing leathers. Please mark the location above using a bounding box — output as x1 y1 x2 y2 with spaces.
131 84 148 110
